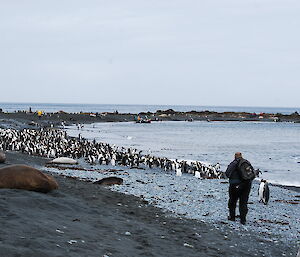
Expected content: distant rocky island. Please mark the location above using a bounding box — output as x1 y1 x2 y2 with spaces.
0 108 300 130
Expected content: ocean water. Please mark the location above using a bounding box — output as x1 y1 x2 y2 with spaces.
66 121 300 187
0 102 299 115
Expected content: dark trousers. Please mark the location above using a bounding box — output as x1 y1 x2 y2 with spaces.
228 181 252 221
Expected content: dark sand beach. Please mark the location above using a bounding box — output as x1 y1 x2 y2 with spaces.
1 151 298 257
0 114 299 257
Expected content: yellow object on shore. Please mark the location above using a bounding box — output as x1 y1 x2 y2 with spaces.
37 110 43 116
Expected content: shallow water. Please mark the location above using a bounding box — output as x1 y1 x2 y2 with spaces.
66 121 300 187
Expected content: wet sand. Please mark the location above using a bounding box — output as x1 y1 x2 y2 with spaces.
0 151 298 257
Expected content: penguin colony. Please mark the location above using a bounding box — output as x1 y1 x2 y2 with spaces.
0 128 224 179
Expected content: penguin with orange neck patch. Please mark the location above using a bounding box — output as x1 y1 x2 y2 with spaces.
259 179 270 205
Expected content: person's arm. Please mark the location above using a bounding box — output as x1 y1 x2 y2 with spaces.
225 160 238 178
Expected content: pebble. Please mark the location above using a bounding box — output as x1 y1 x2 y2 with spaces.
183 243 194 248
125 231 131 236
68 240 77 244
195 233 201 238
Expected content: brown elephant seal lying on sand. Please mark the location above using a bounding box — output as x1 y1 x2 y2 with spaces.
0 151 6 163
93 177 123 186
0 165 58 193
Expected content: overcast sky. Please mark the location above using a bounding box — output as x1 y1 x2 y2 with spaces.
1 0 299 107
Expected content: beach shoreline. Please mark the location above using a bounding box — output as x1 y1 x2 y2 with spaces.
0 112 299 256
0 151 299 257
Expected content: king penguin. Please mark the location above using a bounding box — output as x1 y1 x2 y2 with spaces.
259 179 270 205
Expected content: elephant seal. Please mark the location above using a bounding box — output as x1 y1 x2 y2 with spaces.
0 165 58 193
93 177 123 186
0 151 6 164
50 157 78 165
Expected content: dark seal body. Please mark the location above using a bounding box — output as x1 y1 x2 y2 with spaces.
93 177 123 186
0 151 6 163
0 165 58 193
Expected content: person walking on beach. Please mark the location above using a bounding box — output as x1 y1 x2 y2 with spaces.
225 152 254 225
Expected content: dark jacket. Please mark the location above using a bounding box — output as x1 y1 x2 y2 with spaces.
225 158 242 184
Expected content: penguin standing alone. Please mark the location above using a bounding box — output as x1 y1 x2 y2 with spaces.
259 179 270 205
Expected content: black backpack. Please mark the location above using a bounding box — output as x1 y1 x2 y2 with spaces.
238 159 255 180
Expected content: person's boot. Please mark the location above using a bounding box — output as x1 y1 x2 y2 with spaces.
240 218 246 225
228 210 236 221
228 213 235 221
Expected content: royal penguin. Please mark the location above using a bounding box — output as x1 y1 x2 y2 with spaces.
259 179 270 205
176 168 182 176
111 154 116 166
214 162 220 172
194 170 201 179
